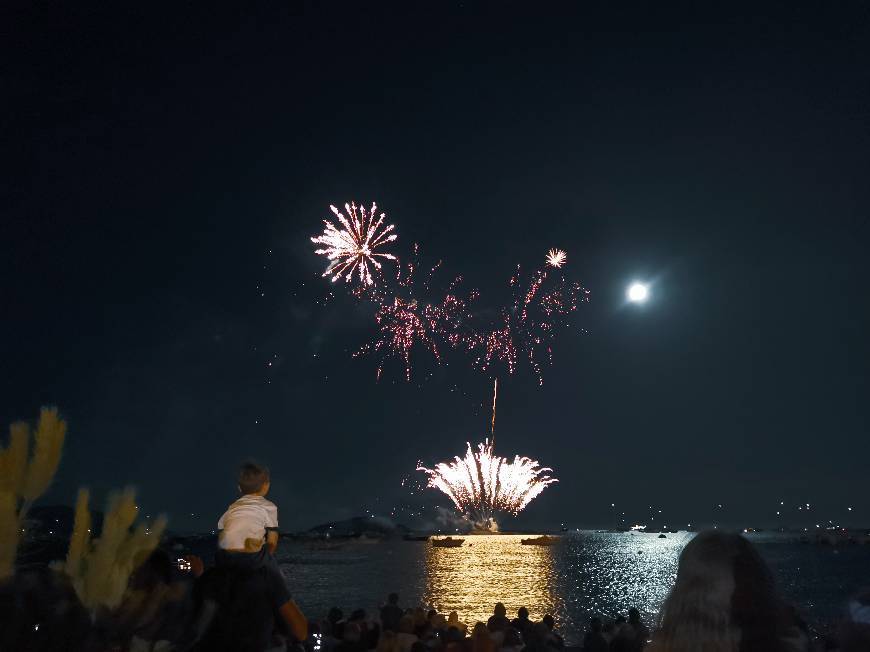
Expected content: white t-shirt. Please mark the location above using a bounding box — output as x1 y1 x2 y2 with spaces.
217 495 279 550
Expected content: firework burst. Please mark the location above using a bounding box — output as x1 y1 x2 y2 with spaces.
309 201 588 383
311 202 397 287
546 248 567 268
469 254 588 384
355 245 478 380
477 324 519 376
417 439 557 528
356 296 439 381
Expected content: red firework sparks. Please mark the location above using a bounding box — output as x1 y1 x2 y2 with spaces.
470 256 588 384
355 245 478 380
357 296 439 381
309 202 588 383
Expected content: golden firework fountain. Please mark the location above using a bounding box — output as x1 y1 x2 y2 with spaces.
417 379 558 531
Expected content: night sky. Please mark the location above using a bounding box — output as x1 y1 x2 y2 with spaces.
3 3 869 533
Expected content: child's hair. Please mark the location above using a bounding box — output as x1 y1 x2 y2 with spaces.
238 461 270 494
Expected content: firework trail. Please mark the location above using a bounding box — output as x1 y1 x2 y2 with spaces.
490 377 498 441
417 439 557 528
311 202 397 287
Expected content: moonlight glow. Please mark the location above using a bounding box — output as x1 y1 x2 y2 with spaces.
627 282 649 303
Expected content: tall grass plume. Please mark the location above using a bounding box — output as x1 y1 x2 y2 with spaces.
0 407 67 578
63 487 167 611
1 406 166 613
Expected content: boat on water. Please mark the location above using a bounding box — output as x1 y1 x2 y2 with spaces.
520 535 559 546
431 537 464 548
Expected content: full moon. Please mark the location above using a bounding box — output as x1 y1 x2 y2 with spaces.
627 282 649 303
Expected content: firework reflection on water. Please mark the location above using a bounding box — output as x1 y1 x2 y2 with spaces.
279 532 862 645
424 534 561 626
422 532 689 641
279 532 695 646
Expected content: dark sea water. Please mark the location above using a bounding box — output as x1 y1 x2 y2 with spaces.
275 531 870 645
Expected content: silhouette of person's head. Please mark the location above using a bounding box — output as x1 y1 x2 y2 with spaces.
388 593 399 605
542 614 555 630
399 615 415 634
378 630 398 652
653 530 794 652
517 607 529 620
494 603 506 617
840 588 870 652
590 617 603 633
628 608 640 624
350 609 366 623
328 607 344 624
237 461 270 496
344 623 361 643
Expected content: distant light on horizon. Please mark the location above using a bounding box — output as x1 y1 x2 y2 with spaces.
627 282 649 303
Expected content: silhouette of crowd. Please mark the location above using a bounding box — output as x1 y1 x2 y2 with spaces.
4 528 870 651
2 529 870 651
580 609 647 652
306 530 870 652
2 453 869 652
313 596 566 652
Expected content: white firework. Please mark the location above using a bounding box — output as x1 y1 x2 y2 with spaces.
545 248 567 269
417 440 557 526
311 202 398 286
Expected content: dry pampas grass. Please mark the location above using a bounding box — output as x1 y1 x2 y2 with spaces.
63 487 167 611
1 407 167 613
0 407 67 579
0 422 29 494
0 492 19 579
21 407 67 504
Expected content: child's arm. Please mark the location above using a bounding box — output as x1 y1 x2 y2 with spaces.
266 529 279 554
265 501 280 554
217 511 226 547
